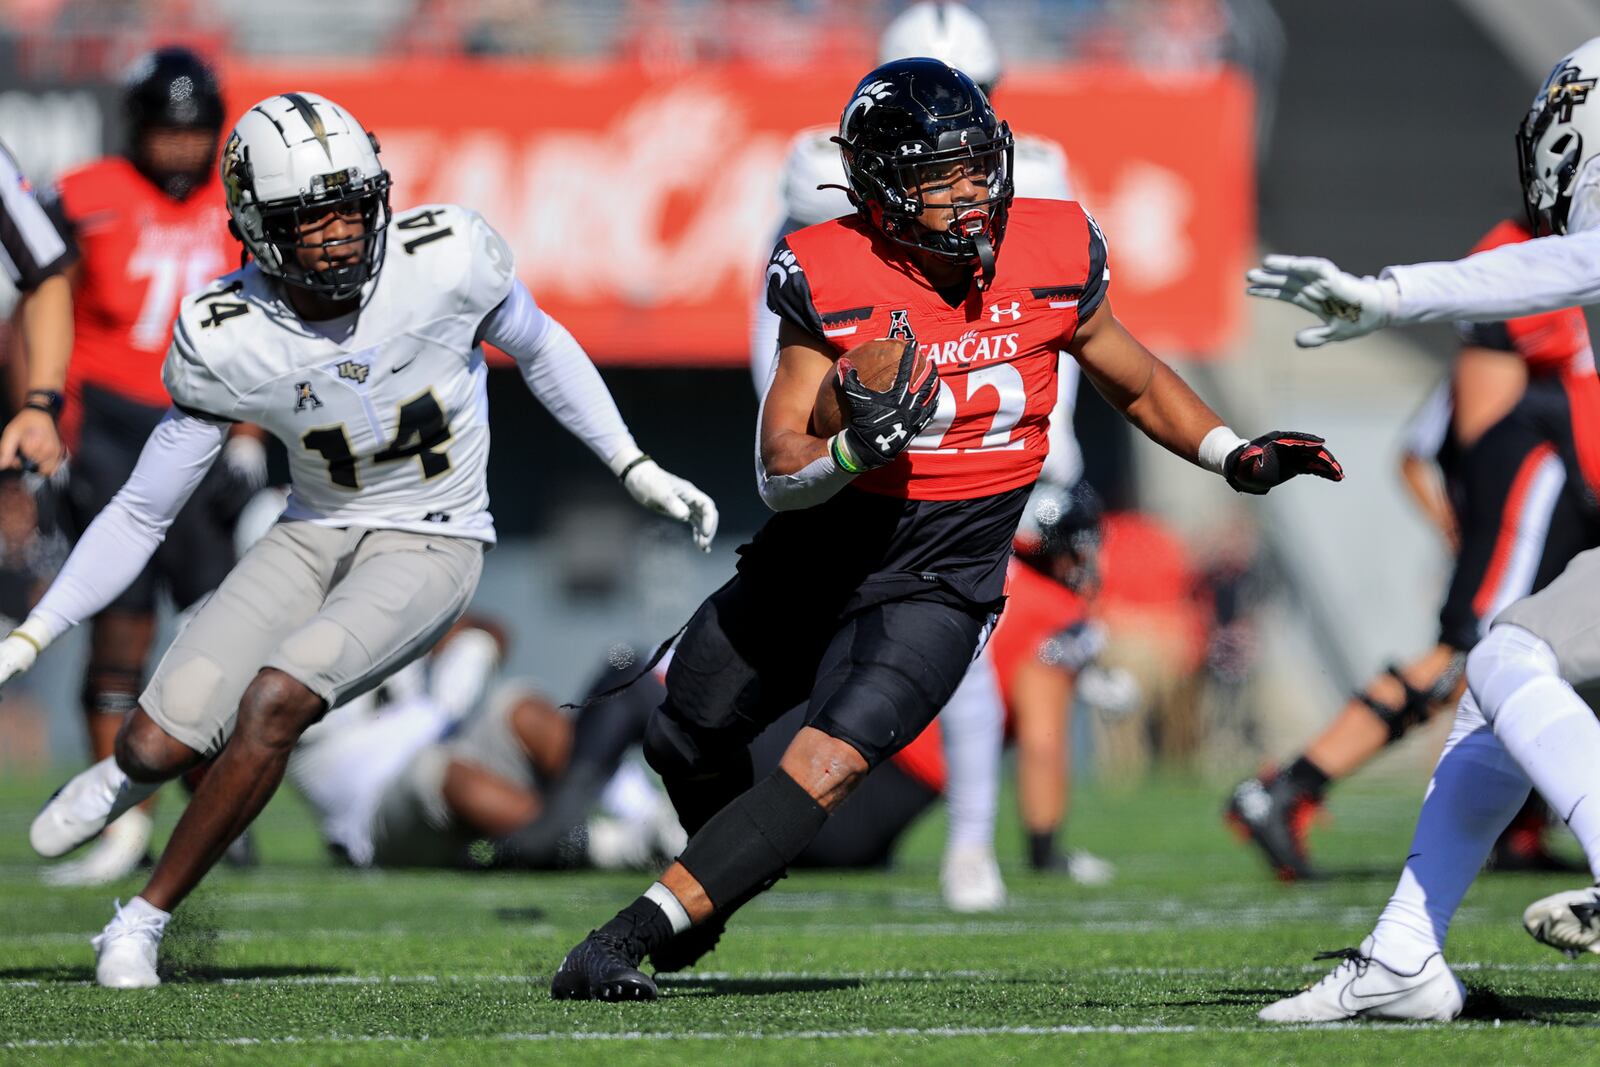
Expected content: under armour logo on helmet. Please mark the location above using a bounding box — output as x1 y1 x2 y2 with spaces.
988 301 1021 323
875 423 907 452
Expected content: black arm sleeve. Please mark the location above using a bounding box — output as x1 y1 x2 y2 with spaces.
764 237 827 339
0 144 76 291
1077 211 1109 321
1454 319 1514 351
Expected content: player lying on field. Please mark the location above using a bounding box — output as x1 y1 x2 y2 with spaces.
550 57 1343 1001
0 91 717 989
1227 215 1600 880
285 616 685 872
1247 36 1600 1021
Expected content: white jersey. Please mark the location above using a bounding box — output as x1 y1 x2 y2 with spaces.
751 127 1082 485
164 203 515 542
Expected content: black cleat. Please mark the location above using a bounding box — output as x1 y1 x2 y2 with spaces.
1225 773 1321 882
648 916 725 974
550 931 658 1001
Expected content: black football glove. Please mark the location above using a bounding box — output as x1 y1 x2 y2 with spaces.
836 340 940 471
1223 431 1344 495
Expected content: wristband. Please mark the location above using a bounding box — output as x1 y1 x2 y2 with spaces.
1199 425 1249 475
6 628 42 655
616 453 652 482
23 389 64 420
830 433 867 474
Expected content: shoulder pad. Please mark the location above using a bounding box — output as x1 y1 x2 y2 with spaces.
165 275 255 421
390 203 516 321
763 236 826 339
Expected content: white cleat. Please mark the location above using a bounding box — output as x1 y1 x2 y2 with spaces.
1063 848 1115 887
30 758 158 858
41 809 153 887
91 899 167 989
1258 938 1465 1022
941 843 1007 913
1523 884 1600 957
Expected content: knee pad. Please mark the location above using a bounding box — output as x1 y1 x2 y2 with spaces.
1467 625 1562 723
83 665 142 718
677 768 828 910
1358 654 1465 744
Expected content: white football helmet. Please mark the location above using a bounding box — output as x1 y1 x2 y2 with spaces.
220 92 392 299
779 126 853 226
878 2 1003 92
1518 37 1600 235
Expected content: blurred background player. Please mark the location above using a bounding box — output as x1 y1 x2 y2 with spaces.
748 0 1088 913
1227 215 1600 882
36 46 269 886
0 138 74 476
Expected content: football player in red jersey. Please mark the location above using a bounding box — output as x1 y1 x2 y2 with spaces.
1226 216 1600 882
38 47 261 885
550 59 1344 1001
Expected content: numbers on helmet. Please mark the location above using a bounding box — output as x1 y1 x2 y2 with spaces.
397 208 455 255
908 361 1028 453
301 389 452 491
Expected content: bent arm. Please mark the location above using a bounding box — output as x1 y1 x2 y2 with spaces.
756 319 855 511
1067 298 1231 469
1384 228 1600 324
483 278 639 471
27 410 226 641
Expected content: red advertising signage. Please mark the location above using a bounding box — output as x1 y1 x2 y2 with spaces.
227 61 1252 363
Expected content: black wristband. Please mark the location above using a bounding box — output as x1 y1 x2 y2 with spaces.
23 389 64 420
616 453 652 482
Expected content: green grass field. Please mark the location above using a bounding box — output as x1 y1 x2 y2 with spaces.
1 769 1597 1065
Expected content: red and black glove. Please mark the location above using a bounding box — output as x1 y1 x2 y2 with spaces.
835 341 940 471
1224 431 1344 495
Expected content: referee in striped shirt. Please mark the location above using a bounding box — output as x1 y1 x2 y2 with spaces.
0 139 74 474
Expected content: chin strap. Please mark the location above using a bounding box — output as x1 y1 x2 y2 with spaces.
973 233 997 291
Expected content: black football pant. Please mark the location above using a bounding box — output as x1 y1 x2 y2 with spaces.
643 574 989 839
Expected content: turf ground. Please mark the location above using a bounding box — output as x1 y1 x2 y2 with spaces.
1 769 1598 1065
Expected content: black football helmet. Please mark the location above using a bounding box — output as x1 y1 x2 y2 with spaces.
1014 481 1104 594
123 46 225 201
834 57 1014 287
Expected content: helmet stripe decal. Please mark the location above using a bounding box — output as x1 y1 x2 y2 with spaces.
282 92 333 163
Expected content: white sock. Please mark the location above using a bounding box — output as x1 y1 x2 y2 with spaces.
939 650 1004 851
643 881 691 934
1470 625 1600 879
123 895 172 931
1370 692 1529 969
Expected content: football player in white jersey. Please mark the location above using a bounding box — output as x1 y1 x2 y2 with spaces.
1247 38 1600 1021
0 92 718 989
747 1 1101 913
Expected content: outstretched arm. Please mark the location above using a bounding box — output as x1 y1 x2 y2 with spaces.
0 409 226 684
483 279 718 549
1069 298 1343 493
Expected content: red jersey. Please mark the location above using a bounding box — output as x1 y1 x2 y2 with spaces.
52 157 231 446
1459 219 1593 378
891 558 1088 793
770 199 1108 501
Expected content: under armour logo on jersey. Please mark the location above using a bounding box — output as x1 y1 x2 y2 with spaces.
988 302 1021 323
875 423 907 452
767 247 801 287
294 381 323 412
887 309 915 342
336 360 370 384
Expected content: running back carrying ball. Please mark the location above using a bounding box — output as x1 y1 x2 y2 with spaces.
812 338 929 438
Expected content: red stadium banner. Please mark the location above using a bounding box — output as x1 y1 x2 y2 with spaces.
226 61 1253 363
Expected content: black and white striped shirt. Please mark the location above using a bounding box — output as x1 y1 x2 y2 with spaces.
0 140 73 291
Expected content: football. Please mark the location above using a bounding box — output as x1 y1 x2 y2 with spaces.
811 337 925 437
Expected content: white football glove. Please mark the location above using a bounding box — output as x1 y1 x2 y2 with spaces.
222 433 269 491
0 617 50 692
614 450 719 551
1245 255 1400 348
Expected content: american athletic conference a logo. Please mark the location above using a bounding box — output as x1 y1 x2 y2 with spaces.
988 301 1021 323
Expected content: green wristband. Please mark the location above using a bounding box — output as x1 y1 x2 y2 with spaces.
830 433 866 475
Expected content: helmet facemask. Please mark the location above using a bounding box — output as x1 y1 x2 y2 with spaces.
225 133 392 303
840 123 1015 286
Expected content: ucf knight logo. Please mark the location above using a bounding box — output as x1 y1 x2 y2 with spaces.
1546 62 1598 122
336 360 370 384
